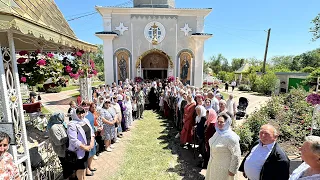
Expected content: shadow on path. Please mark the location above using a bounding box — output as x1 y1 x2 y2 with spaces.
45 97 76 105
156 114 205 180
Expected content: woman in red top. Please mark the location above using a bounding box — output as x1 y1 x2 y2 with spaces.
203 108 217 168
180 94 196 146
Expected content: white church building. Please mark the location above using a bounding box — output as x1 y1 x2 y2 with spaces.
95 0 212 87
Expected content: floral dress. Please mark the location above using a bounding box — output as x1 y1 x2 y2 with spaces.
100 108 116 140
0 152 20 180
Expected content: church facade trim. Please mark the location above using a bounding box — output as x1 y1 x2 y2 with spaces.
95 1 212 87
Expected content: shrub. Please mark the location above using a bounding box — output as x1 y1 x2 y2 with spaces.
236 87 315 155
238 84 251 91
46 86 62 93
36 84 45 92
256 72 277 95
97 72 105 81
234 124 253 154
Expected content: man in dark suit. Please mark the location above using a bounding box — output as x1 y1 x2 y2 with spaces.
239 124 290 180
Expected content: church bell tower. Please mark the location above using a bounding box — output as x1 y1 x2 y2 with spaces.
133 0 175 8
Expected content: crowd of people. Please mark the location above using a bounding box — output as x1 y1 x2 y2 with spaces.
3 77 320 180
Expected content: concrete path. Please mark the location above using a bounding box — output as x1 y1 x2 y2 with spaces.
40 89 79 121
223 89 271 126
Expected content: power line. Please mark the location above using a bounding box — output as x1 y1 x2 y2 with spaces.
65 11 96 18
209 25 265 32
67 12 98 21
66 0 133 22
205 23 266 46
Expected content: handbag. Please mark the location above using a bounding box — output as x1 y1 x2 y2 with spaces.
65 149 77 164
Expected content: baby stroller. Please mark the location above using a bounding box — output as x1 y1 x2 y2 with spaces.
236 97 249 120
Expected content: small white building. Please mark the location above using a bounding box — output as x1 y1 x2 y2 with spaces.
95 0 212 87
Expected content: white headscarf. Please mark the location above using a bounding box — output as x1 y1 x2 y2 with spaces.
195 105 206 123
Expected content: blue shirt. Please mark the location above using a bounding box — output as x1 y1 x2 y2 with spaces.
244 141 275 180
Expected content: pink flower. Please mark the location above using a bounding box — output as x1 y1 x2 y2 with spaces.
88 74 93 78
89 60 95 68
20 77 26 83
284 106 289 111
17 58 27 64
47 53 54 58
65 66 72 73
76 51 83 57
306 93 320 106
35 49 41 54
92 70 98 75
19 51 28 56
78 69 84 76
37 59 46 66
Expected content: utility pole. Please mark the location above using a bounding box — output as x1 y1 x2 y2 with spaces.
262 28 271 74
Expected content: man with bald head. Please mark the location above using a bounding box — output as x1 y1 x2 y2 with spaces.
239 124 290 180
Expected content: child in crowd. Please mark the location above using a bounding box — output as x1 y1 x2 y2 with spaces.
124 95 133 128
159 93 164 113
132 97 137 120
67 100 77 121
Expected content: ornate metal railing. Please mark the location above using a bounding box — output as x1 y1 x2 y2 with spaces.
32 140 62 180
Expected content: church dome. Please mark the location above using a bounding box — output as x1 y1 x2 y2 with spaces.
134 0 175 8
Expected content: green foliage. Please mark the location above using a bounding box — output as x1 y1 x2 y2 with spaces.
236 87 314 154
270 55 294 71
234 124 253 153
300 66 316 73
45 86 62 93
97 72 105 81
311 13 320 41
231 58 246 71
36 84 45 92
304 68 320 86
238 84 251 91
256 72 277 95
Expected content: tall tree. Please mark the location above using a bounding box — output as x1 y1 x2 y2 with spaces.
207 54 227 74
311 13 320 41
231 58 245 71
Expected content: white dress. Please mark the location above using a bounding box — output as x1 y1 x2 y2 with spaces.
205 133 241 180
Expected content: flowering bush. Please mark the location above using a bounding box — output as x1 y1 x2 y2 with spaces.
134 77 143 83
61 50 98 80
17 50 64 86
234 87 314 155
167 76 175 83
306 93 320 106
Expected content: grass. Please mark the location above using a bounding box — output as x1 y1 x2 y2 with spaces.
70 92 80 98
41 106 51 114
110 111 181 180
61 81 104 91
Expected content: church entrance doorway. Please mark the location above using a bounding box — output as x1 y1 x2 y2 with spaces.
141 51 169 80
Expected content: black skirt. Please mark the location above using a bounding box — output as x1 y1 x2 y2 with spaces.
74 152 89 170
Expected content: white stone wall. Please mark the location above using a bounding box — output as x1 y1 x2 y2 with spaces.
112 14 199 81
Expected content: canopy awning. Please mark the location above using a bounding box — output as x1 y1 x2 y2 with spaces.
0 0 97 52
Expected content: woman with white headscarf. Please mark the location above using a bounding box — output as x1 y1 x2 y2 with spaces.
195 105 207 141
205 113 241 180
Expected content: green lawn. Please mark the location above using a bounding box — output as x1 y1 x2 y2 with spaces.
110 111 182 180
41 106 51 114
61 81 104 91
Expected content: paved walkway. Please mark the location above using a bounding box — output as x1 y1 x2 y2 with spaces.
40 89 79 121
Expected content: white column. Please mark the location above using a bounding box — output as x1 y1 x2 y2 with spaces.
103 14 112 31
96 34 117 85
115 56 118 83
6 31 33 180
196 16 204 33
192 35 212 87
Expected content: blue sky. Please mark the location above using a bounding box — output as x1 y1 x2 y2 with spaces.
55 0 320 62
